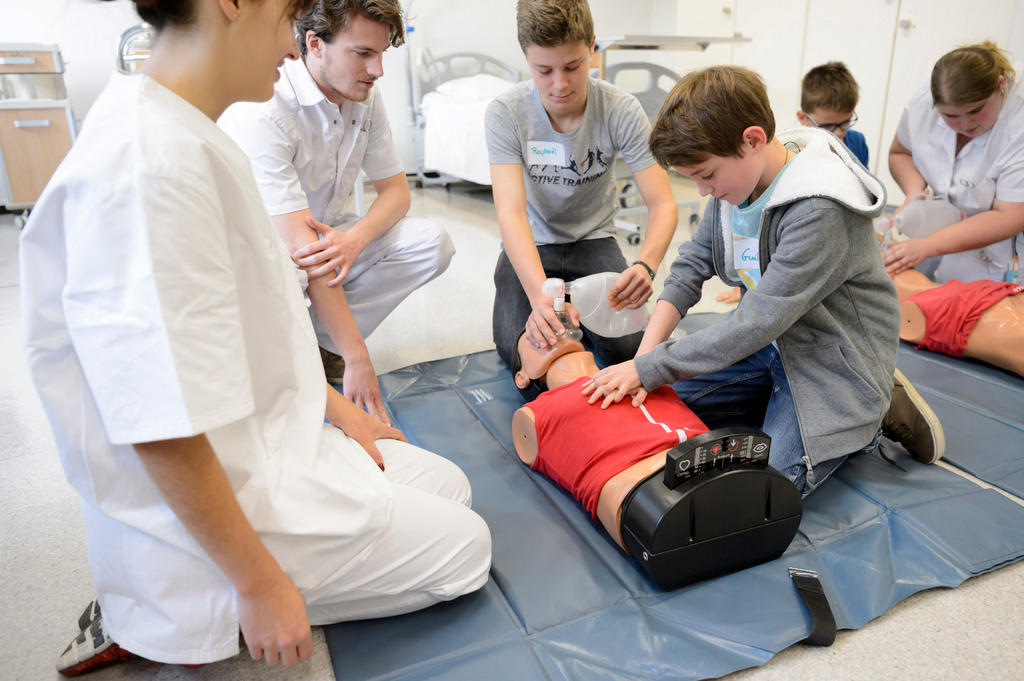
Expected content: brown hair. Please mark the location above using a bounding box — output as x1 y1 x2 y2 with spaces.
296 0 404 57
931 41 1016 106
113 0 315 32
801 61 859 113
650 65 775 168
516 0 594 52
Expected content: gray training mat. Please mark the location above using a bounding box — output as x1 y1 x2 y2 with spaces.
324 348 1024 681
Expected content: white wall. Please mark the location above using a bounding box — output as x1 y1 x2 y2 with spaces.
387 0 660 170
5 0 1024 173
1011 0 1024 59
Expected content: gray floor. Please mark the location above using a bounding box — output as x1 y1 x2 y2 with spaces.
2 181 1022 681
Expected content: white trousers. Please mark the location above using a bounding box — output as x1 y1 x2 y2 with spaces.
302 438 492 623
311 215 455 351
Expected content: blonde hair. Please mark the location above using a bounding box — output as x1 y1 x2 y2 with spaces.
650 66 775 168
931 41 1015 106
516 0 593 52
801 61 859 113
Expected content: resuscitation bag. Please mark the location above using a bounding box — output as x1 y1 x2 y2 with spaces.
875 194 964 240
567 272 648 338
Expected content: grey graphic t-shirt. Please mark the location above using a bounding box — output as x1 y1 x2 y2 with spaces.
485 78 656 245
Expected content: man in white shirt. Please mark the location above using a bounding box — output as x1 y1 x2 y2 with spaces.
220 0 453 424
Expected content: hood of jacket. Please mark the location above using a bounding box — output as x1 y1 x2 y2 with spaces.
767 126 886 217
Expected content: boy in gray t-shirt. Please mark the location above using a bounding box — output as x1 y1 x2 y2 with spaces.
486 0 678 396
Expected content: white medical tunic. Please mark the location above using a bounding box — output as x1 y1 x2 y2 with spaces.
896 71 1024 282
218 57 404 224
20 74 393 663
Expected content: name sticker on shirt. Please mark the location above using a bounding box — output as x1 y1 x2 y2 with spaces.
527 141 566 166
733 237 760 272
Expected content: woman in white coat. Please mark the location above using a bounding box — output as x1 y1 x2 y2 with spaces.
20 0 491 676
886 42 1024 282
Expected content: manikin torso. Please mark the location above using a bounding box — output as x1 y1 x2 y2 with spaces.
892 269 1024 376
511 336 687 549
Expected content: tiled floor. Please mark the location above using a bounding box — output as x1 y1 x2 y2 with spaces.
2 180 1022 681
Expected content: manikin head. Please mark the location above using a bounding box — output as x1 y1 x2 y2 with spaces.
515 333 598 390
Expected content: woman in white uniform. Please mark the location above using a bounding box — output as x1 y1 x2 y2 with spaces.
886 41 1024 282
20 0 491 676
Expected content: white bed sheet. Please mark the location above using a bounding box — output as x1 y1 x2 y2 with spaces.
421 74 518 185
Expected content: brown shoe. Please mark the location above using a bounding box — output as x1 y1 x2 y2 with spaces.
882 369 945 464
320 346 346 384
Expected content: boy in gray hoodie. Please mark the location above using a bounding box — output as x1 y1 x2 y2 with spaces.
584 66 941 495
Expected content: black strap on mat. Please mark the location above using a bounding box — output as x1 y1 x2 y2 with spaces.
789 567 837 646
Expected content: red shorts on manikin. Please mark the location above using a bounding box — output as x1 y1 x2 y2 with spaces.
528 377 708 517
908 279 1023 357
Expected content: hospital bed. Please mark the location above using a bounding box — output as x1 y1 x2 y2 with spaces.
603 61 700 244
410 53 698 250
411 51 521 186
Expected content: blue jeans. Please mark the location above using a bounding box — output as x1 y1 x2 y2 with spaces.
671 345 880 497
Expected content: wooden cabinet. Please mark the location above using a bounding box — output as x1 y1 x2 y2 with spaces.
0 105 74 205
0 49 62 75
0 44 75 212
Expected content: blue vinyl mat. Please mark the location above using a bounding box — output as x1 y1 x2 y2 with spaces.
895 344 1024 497
325 346 1024 681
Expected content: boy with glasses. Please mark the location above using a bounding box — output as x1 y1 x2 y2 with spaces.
797 61 868 167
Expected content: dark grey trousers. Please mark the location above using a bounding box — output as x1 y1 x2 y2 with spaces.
492 236 644 398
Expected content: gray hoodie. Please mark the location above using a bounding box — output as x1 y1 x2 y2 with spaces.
635 127 900 466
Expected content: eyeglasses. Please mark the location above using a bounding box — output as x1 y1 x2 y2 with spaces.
806 112 858 133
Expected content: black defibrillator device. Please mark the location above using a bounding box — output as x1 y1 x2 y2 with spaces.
620 428 803 590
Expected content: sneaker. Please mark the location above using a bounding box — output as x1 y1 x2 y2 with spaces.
75 600 100 632
882 369 945 464
56 603 138 677
320 346 346 384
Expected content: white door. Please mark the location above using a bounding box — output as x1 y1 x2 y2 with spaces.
732 0 808 135
877 0 1016 204
801 0 902 177
669 1 739 75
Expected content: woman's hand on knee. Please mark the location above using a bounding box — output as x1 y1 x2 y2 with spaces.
238 574 314 668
